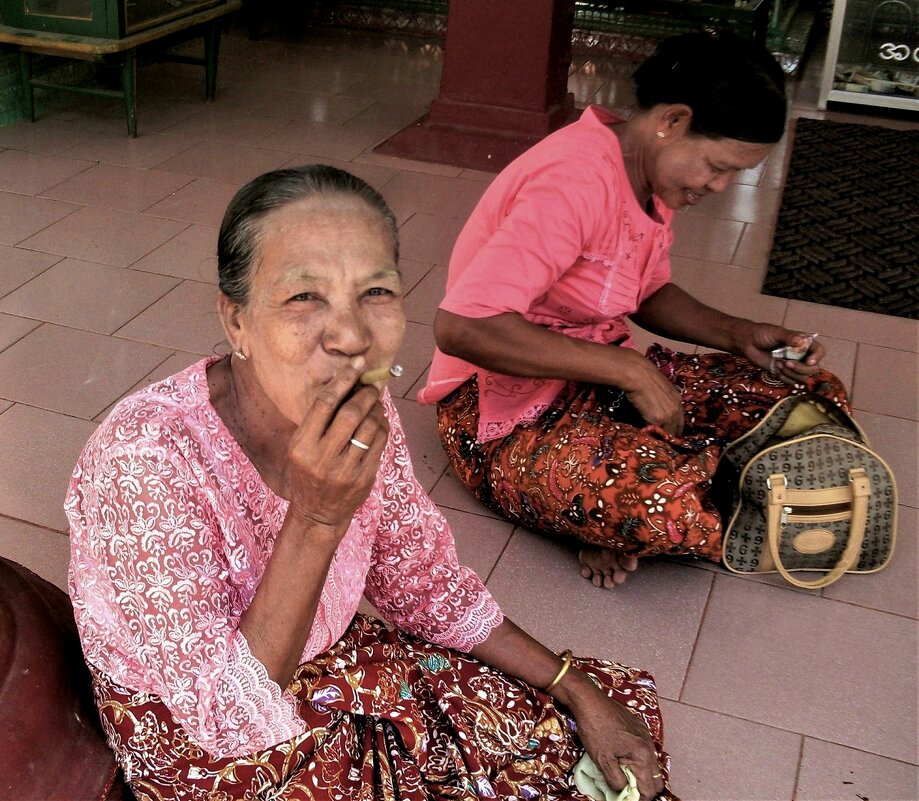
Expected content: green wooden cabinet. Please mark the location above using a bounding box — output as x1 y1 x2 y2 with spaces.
0 0 225 38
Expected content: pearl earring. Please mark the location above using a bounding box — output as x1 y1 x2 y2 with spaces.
656 131 666 139
234 350 248 361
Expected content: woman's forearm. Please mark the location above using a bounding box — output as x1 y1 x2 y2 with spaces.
631 282 752 353
435 309 654 391
468 618 596 710
238 514 342 688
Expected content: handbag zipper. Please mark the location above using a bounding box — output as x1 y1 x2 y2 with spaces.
780 502 851 526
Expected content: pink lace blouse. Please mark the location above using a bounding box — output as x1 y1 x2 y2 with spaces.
66 357 503 759
418 106 674 442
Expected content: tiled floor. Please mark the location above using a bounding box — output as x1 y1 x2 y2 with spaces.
0 21 916 801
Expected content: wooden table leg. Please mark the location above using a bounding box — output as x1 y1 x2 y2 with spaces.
204 22 221 101
121 48 137 137
17 50 35 121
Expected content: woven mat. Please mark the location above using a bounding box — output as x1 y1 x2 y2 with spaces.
763 117 919 320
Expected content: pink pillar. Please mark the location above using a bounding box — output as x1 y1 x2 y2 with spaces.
375 0 576 172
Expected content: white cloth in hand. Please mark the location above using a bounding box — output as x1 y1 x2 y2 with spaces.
572 754 640 801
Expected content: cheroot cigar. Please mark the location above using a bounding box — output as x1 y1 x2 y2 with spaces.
358 364 404 384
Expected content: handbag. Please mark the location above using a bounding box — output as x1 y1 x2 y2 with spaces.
719 393 898 589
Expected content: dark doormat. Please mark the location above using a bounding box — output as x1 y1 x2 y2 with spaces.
763 117 919 320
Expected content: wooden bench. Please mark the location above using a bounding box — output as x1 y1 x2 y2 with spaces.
0 0 241 138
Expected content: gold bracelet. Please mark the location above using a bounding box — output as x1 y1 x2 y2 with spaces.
545 649 573 693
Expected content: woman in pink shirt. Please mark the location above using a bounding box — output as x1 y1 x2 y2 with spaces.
67 166 675 800
420 32 848 588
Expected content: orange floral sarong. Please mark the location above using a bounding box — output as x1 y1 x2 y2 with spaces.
91 614 678 800
436 346 849 561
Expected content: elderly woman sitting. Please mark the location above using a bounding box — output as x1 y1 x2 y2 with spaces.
67 165 677 801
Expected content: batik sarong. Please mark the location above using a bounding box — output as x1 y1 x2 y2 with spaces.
436 346 849 561
91 614 678 800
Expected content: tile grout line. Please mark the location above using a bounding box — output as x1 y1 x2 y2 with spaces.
790 735 805 800
0 511 68 537
675 569 716 703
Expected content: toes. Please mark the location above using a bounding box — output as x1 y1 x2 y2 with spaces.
591 571 603 588
580 564 593 580
602 572 616 589
621 555 639 572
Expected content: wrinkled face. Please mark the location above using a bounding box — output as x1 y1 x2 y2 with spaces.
649 131 773 210
225 195 405 424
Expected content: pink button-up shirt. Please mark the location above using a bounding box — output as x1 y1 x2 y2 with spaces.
418 106 674 441
66 357 502 759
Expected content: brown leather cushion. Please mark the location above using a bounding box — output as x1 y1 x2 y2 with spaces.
0 556 135 801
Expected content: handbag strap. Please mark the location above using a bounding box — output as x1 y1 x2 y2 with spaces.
766 468 871 589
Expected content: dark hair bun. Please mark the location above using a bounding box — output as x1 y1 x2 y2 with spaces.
633 30 787 143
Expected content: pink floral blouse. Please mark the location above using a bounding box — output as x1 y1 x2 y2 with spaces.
418 106 674 442
66 357 503 759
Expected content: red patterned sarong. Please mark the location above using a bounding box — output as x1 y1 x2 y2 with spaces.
436 346 849 561
91 614 678 800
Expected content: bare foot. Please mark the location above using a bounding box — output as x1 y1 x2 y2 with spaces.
578 545 639 589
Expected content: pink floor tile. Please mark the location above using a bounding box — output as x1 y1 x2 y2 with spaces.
0 244 60 297
733 159 768 187
0 119 91 156
0 324 171 419
0 192 78 245
57 131 198 169
0 259 178 334
130 224 219 282
18 205 187 267
355 151 464 178
249 92 375 126
115 280 225 355
390 397 448 492
856 410 919 508
441 506 514 582
670 214 746 264
670 257 789 325
158 106 292 146
398 213 465 266
0 149 93 195
0 312 40 352
143 177 240 226
389 321 435 399
41 164 194 214
0 404 97 531
380 171 486 222
259 119 391 162
152 140 294 185
659 699 801 801
0 515 71 590
796 737 919 801
403 266 447 325
682 575 918 763
852 343 919 420
813 334 857 394
732 222 775 271
784 300 919 353
822 504 918 619
487 528 714 698
397 258 436 295
687 183 782 226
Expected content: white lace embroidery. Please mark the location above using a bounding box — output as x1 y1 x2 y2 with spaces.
67 357 502 758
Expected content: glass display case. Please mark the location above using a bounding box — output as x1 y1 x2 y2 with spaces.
819 0 919 111
0 0 224 38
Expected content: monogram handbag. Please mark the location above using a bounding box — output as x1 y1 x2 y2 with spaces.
719 394 898 589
